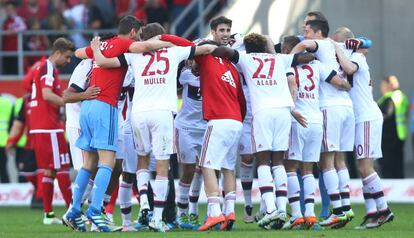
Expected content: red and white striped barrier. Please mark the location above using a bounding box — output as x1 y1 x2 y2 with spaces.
1 179 413 206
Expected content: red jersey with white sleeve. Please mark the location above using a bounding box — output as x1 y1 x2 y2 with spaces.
288 60 337 124
196 54 246 122
29 58 64 133
85 36 134 107
232 51 294 116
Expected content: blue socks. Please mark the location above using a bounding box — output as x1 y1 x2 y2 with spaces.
72 168 92 211
319 172 330 218
90 165 113 210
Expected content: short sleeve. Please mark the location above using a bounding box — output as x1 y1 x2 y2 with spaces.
316 61 337 82
279 53 295 69
39 64 55 89
179 69 196 85
350 53 364 71
286 67 294 77
70 59 92 91
120 53 133 67
85 47 93 58
234 50 246 67
172 46 195 62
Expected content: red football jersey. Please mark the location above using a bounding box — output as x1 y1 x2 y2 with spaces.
29 58 64 132
85 36 134 107
196 54 246 122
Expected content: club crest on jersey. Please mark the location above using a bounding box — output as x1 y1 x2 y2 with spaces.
221 70 236 88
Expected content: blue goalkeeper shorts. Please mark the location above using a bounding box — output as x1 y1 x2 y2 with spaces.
76 99 118 152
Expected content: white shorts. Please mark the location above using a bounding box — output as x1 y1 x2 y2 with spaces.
122 132 138 173
239 119 253 155
66 126 84 171
199 119 243 171
115 128 125 160
354 119 383 160
132 110 174 158
321 106 355 152
175 127 204 164
252 107 291 153
288 123 323 162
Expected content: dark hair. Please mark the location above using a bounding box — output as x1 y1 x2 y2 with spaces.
243 33 267 53
118 15 144 35
141 23 166 41
281 36 301 54
100 33 117 41
5 1 18 7
306 19 329 37
306 11 328 22
210 16 232 31
51 37 75 53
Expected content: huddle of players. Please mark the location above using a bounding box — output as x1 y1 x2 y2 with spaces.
59 11 393 233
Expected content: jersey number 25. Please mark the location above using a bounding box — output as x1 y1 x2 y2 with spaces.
142 49 170 76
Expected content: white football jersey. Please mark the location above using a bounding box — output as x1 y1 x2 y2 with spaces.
235 51 294 115
123 46 194 113
241 79 253 123
117 68 134 131
289 60 335 124
348 52 382 122
65 59 93 128
174 68 206 131
313 39 353 107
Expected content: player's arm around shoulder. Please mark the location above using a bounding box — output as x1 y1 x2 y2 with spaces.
90 37 122 68
194 44 217 56
75 48 88 59
327 73 351 92
212 46 237 62
63 85 101 103
330 38 358 75
129 35 174 53
290 39 317 54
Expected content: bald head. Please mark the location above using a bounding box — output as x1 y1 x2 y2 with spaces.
331 26 354 42
381 75 400 94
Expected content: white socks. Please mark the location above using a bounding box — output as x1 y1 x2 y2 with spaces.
257 165 276 213
272 165 288 213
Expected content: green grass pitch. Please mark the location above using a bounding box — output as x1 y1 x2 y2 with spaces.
0 203 413 238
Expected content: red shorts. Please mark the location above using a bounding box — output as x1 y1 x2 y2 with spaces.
32 132 70 170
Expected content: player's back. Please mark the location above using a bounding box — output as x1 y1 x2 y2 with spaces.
87 36 134 107
348 52 382 122
175 68 205 130
29 58 63 132
314 39 352 107
126 46 194 113
236 51 294 115
291 60 325 124
65 59 93 129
